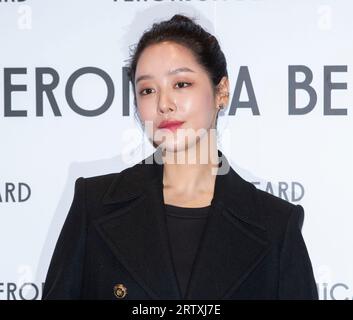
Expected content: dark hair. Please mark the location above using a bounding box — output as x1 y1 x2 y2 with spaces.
127 14 228 124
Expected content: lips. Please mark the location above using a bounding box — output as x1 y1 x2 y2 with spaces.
158 120 185 131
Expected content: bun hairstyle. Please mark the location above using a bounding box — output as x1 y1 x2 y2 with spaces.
127 13 228 124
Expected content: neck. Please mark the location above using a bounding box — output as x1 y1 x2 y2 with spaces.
162 130 219 195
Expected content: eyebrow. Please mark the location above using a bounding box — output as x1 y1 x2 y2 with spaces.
135 67 195 85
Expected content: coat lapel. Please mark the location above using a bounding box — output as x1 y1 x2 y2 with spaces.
93 150 180 299
94 148 270 300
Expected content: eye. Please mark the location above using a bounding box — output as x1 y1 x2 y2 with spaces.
139 82 192 96
175 81 192 89
139 88 154 96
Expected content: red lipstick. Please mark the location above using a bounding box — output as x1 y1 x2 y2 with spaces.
158 120 185 131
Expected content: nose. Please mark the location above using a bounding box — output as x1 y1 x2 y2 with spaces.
157 90 176 115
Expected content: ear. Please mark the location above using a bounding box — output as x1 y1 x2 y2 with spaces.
215 76 230 110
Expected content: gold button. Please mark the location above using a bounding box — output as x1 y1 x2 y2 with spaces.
114 284 127 299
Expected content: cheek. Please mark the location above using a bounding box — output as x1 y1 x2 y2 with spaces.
184 90 215 128
136 103 159 139
137 103 155 123
136 107 153 140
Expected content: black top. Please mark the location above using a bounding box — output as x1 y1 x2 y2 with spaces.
164 203 211 299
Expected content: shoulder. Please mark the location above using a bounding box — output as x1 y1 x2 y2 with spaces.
255 187 302 220
251 184 305 239
73 162 142 208
81 171 121 193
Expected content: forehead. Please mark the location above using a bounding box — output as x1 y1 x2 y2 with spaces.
135 41 202 76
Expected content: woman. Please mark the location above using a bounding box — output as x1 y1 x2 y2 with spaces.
42 14 318 300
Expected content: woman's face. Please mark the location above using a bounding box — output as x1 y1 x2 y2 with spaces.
134 41 220 154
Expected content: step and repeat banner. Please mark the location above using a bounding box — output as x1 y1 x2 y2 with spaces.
1 0 352 300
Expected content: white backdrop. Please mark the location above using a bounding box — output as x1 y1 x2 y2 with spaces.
1 0 352 300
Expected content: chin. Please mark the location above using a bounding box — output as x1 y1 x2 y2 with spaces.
152 126 208 155
160 140 189 153
159 136 200 154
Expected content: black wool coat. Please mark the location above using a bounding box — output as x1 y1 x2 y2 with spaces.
42 149 318 300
